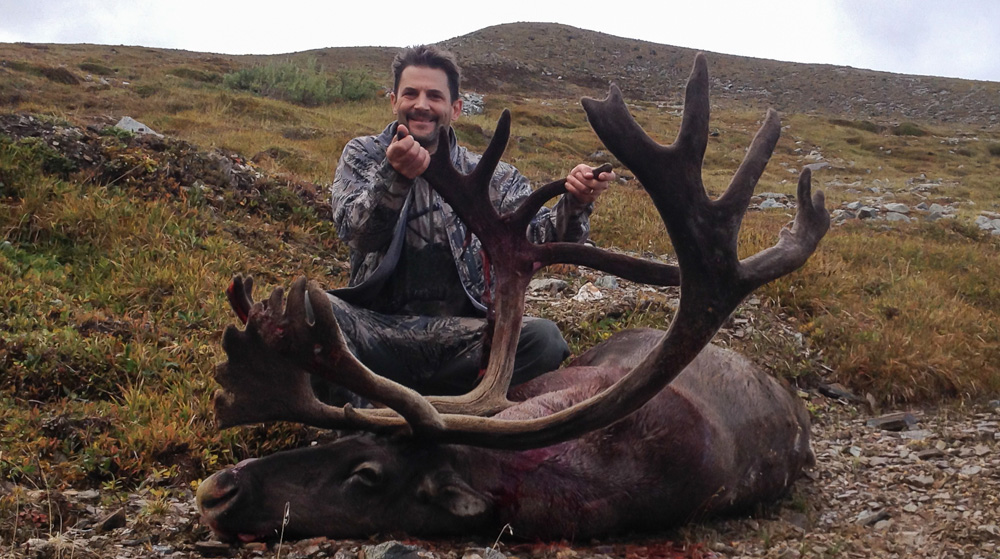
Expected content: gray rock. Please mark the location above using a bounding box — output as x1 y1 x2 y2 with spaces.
462 549 507 559
858 206 879 219
594 275 618 289
363 541 426 559
461 92 485 115
927 203 949 214
884 203 910 214
760 198 786 209
114 116 162 137
866 412 919 431
885 212 911 223
529 278 568 295
846 201 863 211
194 541 233 557
758 192 788 200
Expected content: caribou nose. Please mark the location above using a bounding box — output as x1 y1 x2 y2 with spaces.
196 468 241 512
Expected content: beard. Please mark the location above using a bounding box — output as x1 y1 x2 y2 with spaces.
403 110 442 148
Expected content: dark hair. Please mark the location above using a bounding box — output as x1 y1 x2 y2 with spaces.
391 45 461 102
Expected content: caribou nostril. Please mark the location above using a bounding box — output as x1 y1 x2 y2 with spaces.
197 469 241 511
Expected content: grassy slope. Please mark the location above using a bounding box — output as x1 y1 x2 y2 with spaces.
1 29 1000 502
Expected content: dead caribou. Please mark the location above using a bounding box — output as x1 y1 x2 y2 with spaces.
197 54 829 541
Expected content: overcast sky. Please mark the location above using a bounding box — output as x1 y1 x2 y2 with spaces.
1 0 998 83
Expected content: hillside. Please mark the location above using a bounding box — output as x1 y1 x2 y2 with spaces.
443 23 1000 126
3 22 999 128
2 21 1000 559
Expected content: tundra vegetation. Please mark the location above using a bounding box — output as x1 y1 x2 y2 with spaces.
1 32 1000 549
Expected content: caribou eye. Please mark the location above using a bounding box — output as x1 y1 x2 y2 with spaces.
349 461 383 487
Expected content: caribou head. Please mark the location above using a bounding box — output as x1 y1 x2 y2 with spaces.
197 54 828 541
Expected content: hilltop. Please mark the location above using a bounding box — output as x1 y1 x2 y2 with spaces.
3 22 1000 128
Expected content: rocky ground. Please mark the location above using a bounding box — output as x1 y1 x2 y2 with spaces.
8 395 999 559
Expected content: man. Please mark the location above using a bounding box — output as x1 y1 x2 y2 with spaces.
323 45 613 401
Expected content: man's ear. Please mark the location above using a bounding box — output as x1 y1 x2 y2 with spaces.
417 468 490 518
390 91 398 115
451 98 463 122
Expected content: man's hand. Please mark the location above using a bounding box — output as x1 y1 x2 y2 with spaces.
565 163 615 204
387 125 431 180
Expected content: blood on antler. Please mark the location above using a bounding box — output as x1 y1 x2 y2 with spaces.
211 53 829 449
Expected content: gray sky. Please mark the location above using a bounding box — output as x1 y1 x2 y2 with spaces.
1 0 998 82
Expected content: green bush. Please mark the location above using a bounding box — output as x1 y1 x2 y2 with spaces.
223 59 377 106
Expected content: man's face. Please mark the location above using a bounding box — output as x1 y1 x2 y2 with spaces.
391 66 462 152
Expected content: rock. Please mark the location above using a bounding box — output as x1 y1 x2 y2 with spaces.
858 206 878 219
960 464 983 476
594 275 618 289
857 509 891 526
362 541 427 559
194 541 233 557
572 282 603 302
884 203 910 214
885 212 911 223
915 448 946 460
461 92 485 115
866 412 920 431
818 382 863 403
529 278 568 295
804 161 831 171
758 192 788 200
907 475 936 488
462 549 507 559
760 198 786 209
114 116 163 137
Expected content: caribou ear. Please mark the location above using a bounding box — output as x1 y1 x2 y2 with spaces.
417 469 490 517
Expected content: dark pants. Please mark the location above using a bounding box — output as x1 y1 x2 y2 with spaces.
310 294 570 404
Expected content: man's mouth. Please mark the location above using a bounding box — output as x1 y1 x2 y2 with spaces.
406 112 437 127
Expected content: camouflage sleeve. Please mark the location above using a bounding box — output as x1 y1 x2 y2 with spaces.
491 161 592 244
331 137 411 252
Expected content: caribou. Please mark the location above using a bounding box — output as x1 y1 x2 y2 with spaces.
196 54 829 541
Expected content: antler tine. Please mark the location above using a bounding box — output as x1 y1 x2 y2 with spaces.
740 168 829 287
424 110 513 240
225 275 254 325
676 52 711 164
716 110 781 235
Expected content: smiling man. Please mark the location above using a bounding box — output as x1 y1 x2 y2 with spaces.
322 45 613 402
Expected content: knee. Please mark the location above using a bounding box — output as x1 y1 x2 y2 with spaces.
513 319 570 384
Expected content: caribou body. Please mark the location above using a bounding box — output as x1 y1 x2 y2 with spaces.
196 54 829 541
198 330 813 540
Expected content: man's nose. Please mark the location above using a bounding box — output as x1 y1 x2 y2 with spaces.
414 92 429 109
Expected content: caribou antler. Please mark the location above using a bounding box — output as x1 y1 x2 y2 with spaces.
212 53 829 448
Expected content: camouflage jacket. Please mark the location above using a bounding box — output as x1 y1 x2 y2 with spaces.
331 122 592 314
